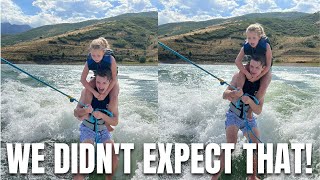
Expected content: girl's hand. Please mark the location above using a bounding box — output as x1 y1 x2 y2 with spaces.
98 93 108 101
245 73 253 80
93 91 101 99
249 76 259 82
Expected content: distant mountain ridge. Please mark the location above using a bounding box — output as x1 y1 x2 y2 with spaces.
1 22 32 35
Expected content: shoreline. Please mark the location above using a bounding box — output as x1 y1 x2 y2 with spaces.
159 61 320 67
1 61 319 67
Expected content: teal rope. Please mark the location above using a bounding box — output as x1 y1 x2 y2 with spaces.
236 94 263 144
2 57 115 145
158 41 238 90
1 57 87 107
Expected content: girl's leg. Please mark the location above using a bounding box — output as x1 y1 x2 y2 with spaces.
256 70 272 101
109 81 120 100
105 82 119 131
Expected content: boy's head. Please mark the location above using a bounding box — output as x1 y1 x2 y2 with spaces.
95 68 112 94
246 23 265 48
249 55 266 79
89 37 110 62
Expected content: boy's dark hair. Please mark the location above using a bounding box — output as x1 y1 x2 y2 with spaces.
250 55 266 67
96 67 112 80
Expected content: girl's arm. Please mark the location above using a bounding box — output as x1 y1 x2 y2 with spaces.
235 47 251 78
102 56 117 96
80 62 99 98
253 44 272 80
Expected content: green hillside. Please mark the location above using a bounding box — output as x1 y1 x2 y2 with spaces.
1 11 157 47
1 11 158 64
159 12 308 37
159 12 320 64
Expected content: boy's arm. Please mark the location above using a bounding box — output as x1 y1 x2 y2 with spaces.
235 47 251 78
242 96 264 115
74 104 93 119
92 96 119 126
223 73 243 101
80 62 99 97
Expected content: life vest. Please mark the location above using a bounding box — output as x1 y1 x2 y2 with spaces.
87 54 112 76
82 89 112 131
87 49 118 76
243 37 271 56
229 78 260 119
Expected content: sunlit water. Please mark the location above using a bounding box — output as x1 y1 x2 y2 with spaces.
158 64 320 180
1 64 158 179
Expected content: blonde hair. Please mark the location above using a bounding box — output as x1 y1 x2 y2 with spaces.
89 37 110 51
246 23 266 38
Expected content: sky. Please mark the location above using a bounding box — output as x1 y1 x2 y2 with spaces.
1 0 319 27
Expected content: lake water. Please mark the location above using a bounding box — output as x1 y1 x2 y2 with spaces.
1 64 158 179
1 64 319 179
158 64 320 180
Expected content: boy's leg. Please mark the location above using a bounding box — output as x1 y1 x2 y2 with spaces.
212 125 239 180
244 127 261 180
103 139 119 180
74 139 94 180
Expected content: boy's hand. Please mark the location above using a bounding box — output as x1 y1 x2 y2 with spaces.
233 88 243 98
92 111 103 119
85 104 93 114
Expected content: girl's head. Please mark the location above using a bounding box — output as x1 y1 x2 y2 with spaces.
89 37 110 62
246 23 266 48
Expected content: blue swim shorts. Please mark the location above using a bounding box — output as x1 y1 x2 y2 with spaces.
80 123 112 143
225 110 257 133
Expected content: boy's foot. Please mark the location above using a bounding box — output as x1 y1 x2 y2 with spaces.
247 176 260 180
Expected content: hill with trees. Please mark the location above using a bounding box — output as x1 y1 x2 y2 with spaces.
159 12 319 64
1 11 158 64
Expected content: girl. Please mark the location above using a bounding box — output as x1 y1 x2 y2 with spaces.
80 37 119 104
235 23 272 104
